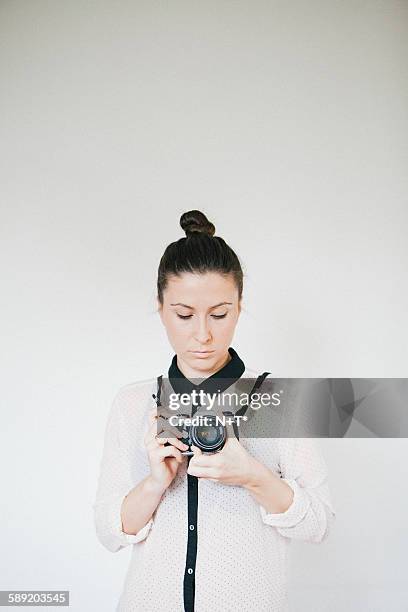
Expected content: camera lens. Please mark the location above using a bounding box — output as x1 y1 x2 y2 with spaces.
191 415 226 452
195 426 219 444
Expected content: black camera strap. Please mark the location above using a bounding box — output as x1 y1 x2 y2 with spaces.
152 374 163 407
228 371 271 440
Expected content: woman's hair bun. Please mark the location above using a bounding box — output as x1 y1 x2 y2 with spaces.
180 210 216 238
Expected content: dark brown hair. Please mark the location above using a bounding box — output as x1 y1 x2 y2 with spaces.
157 210 244 305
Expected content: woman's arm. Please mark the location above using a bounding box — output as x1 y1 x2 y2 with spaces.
187 436 335 544
94 386 186 552
247 437 336 543
120 475 166 536
93 386 156 553
243 460 295 514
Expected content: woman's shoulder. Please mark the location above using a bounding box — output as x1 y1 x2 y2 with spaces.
109 377 158 423
114 377 158 403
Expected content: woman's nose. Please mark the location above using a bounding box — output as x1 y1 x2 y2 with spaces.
193 317 212 343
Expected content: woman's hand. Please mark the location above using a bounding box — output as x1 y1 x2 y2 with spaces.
144 408 189 492
187 436 295 513
186 436 259 487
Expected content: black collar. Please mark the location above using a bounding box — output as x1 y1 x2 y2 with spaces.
168 346 245 396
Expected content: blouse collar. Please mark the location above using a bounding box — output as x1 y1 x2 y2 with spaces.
168 346 245 396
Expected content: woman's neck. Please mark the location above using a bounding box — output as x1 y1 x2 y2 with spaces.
176 350 232 382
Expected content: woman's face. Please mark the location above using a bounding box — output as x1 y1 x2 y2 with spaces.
158 271 241 377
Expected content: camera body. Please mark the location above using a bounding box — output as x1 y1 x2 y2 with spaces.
164 409 237 454
153 371 272 456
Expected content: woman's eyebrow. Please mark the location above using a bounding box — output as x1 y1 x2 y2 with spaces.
170 302 233 309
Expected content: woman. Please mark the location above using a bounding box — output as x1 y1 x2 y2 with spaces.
93 210 335 612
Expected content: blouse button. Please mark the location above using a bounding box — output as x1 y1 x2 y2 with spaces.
187 568 193 574
189 524 195 530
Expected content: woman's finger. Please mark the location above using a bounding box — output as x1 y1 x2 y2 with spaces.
187 465 219 478
189 449 216 467
156 417 187 440
190 445 203 456
156 436 189 451
155 445 184 463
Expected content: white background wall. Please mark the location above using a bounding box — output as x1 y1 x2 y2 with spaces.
1 1 407 610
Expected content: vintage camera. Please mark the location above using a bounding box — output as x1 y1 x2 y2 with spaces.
161 408 237 455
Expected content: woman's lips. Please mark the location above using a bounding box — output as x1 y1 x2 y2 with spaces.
190 350 215 357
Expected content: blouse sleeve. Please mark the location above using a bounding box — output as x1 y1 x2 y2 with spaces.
258 437 335 543
93 387 154 553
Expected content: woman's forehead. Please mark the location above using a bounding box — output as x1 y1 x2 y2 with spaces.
164 272 238 303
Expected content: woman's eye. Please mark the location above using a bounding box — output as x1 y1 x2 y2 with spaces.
176 313 227 320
